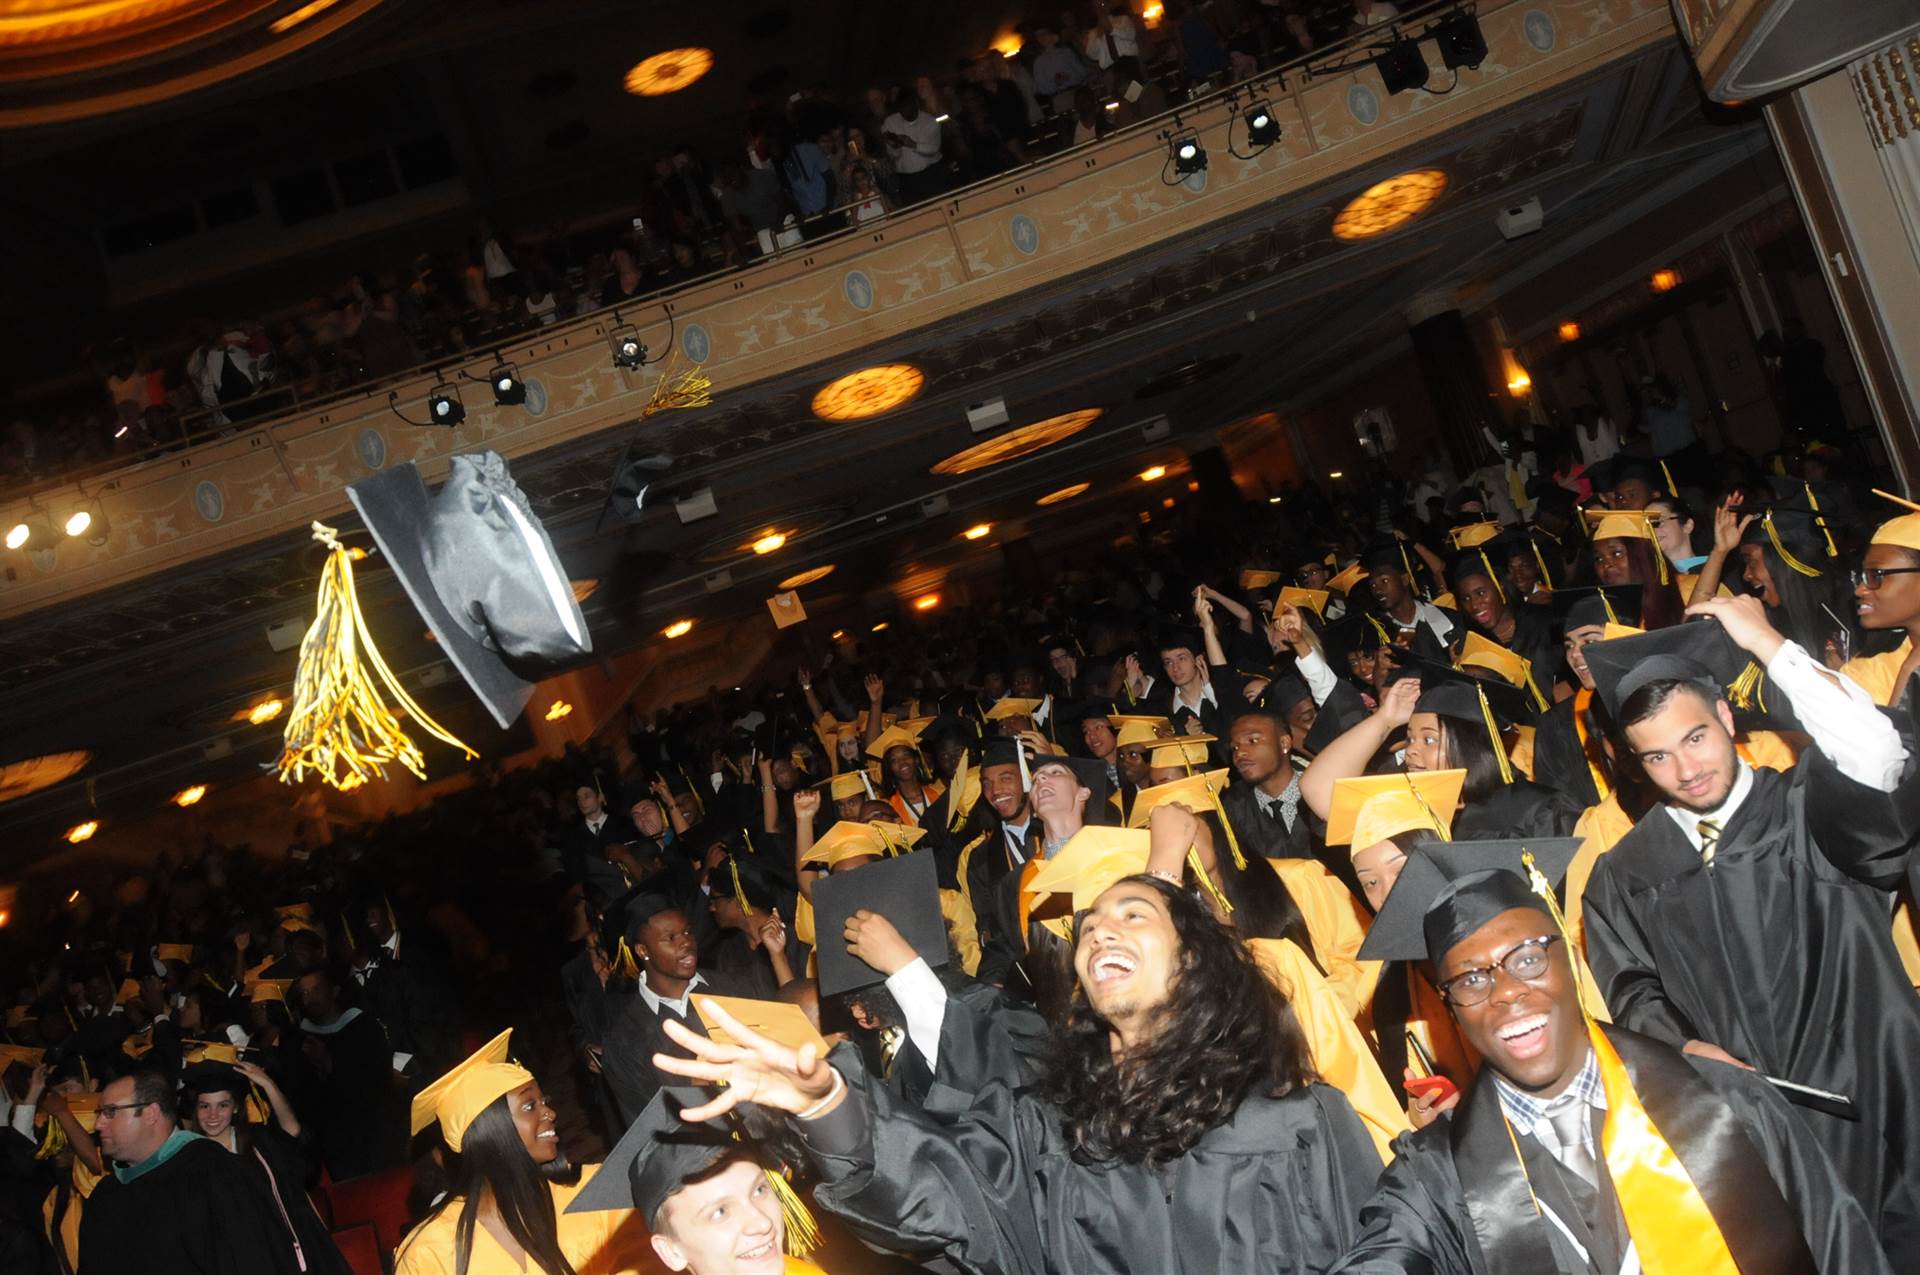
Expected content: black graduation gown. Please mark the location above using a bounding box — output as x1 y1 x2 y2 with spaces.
965 822 1043 989
798 1062 1383 1275
1531 697 1604 809
297 1010 407 1179
359 937 459 1084
597 967 763 1128
78 1137 305 1275
1581 752 1920 1261
233 1125 351 1275
1451 779 1583 840
1334 1027 1890 1274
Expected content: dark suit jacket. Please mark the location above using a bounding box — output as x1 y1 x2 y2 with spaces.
599 967 762 1127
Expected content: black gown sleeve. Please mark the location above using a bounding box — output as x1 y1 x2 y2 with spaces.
1797 747 1916 892
1580 850 1700 1049
1331 1128 1474 1274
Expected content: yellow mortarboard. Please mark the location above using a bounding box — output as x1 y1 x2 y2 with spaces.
1583 509 1658 542
983 697 1043 722
410 1029 533 1152
1023 826 1153 938
1868 489 1920 550
1326 561 1369 594
1148 737 1215 770
116 979 141 1006
274 903 314 921
123 1030 156 1058
1110 716 1172 748
696 995 829 1056
1457 632 1548 710
865 725 919 759
248 979 292 1004
866 821 927 855
1278 586 1329 619
898 716 938 740
1430 591 1457 610
800 820 890 869
1239 569 1281 590
0 1044 45 1068
1448 520 1502 550
766 590 807 628
1324 769 1465 850
6 1006 34 1029
181 1040 241 1064
1126 769 1233 827
1602 621 1647 641
820 771 874 802
155 943 194 964
65 1093 100 1133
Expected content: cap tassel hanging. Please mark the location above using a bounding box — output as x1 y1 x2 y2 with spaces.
1530 539 1555 590
947 750 971 832
1659 460 1678 497
1365 614 1392 649
677 765 705 818
1186 844 1233 915
1763 513 1823 578
1478 550 1506 603
729 860 753 916
1477 685 1514 785
1727 661 1767 711
1803 484 1838 559
1205 779 1247 870
277 523 476 790
764 1167 820 1258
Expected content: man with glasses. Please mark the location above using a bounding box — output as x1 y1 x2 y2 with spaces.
78 1069 304 1272
1840 498 1920 707
1336 837 1890 1272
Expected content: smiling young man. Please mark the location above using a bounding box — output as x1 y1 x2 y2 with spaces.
972 751 1112 992
1578 597 1920 1262
1839 501 1920 707
1336 842 1893 1274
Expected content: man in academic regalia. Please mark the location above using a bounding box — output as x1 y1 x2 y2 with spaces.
961 737 1042 987
79 1070 304 1274
1579 597 1920 1262
1217 702 1331 866
293 966 407 1178
1334 841 1892 1274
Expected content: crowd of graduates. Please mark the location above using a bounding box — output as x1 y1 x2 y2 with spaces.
6 432 1920 1274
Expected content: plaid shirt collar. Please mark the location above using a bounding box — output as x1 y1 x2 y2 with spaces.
1491 1049 1606 1139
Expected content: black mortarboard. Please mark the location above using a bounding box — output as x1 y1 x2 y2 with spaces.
811 850 947 997
1582 619 1755 721
568 1085 741 1220
979 736 1025 771
347 453 591 729
1362 540 1412 576
178 1060 246 1099
1356 837 1583 963
1736 479 1846 572
1261 673 1312 714
1588 456 1662 499
1407 659 1529 726
1553 585 1642 632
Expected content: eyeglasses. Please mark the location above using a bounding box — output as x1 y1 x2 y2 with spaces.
1850 566 1920 590
96 1101 153 1119
1438 934 1562 1007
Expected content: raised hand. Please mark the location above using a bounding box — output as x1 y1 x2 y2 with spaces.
864 673 885 703
844 909 917 975
792 788 822 821
1711 501 1754 557
1685 593 1785 663
655 1002 841 1122
1377 675 1421 727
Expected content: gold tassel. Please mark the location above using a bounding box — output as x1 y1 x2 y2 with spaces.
642 355 712 416
765 1168 821 1257
1764 514 1823 578
1530 539 1554 590
276 524 476 790
1205 780 1247 870
1803 484 1838 558
1186 844 1233 915
1523 666 1549 713
1479 549 1506 603
948 750 971 832
1478 685 1513 785
616 937 640 980
1599 589 1619 626
1366 614 1392 649
1726 662 1765 711
1659 460 1678 498
730 860 752 916
1522 849 1598 1021
742 829 757 857
678 765 705 818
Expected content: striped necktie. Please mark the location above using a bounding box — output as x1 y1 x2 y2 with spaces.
1696 817 1722 865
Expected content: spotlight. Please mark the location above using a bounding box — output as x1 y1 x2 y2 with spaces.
488 361 525 407
426 384 465 426
5 516 54 552
1244 100 1280 148
68 501 109 546
1375 39 1430 94
663 619 694 639
1139 465 1167 482
1171 131 1207 175
610 325 647 370
1433 13 1488 70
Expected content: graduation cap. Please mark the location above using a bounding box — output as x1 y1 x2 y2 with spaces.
799 820 893 869
409 1028 532 1151
1587 456 1666 501
978 734 1029 785
1324 769 1464 849
249 979 292 1005
817 771 876 803
1355 836 1583 963
695 996 830 1056
1326 561 1369 595
1156 626 1205 656
1023 826 1152 939
1554 584 1642 633
566 1085 823 1258
1148 736 1216 770
1868 489 1920 550
154 943 194 965
1409 659 1528 725
1126 769 1232 827
1361 540 1414 577
1110 715 1173 748
180 1040 243 1065
0 1043 45 1070
1446 520 1503 550
5 1006 34 1030
178 1060 246 1098
1583 508 1660 545
1239 569 1282 591
1258 673 1313 715
1493 529 1557 591
1457 632 1549 712
864 725 920 760
1737 480 1844 578
811 849 948 996
1581 618 1762 721
346 453 591 730
1278 586 1329 621
115 978 142 1006
982 697 1043 724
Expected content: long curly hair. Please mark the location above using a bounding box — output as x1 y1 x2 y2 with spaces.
1040 875 1316 1166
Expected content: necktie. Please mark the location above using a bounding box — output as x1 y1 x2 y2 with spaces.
879 1026 905 1079
1696 817 1722 865
1545 1100 1598 1187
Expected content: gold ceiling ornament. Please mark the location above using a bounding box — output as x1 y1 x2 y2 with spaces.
622 46 713 96
930 408 1104 475
276 521 475 791
642 353 712 416
0 750 92 805
811 364 925 421
1331 169 1449 241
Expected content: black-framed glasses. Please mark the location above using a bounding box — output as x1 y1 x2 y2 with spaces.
1438 934 1562 1007
1851 566 1920 590
96 1101 152 1119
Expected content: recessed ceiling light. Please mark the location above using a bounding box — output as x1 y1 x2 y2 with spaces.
623 47 714 96
1037 482 1090 506
663 619 695 639
269 0 344 34
1557 321 1581 342
872 621 890 632
64 820 98 844
962 523 992 540
545 701 574 721
930 408 1104 475
751 531 787 555
914 594 941 610
171 785 208 807
778 565 835 589
1331 169 1448 241
245 697 285 726
1328 470 1345 479
811 364 925 421
1138 465 1167 481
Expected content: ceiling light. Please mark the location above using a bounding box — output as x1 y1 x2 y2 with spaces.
914 594 940 610
871 621 890 632
663 619 694 639
1329 470 1345 479
64 509 90 537
623 47 715 96
171 785 207 807
962 523 992 540
247 697 285 725
1141 1 1164 26
1037 482 1090 505
930 408 1103 475
1171 131 1207 175
5 517 54 552
545 701 574 721
811 364 925 421
64 820 98 844
1186 480 1200 492
777 565 835 589
426 384 465 426
488 361 525 406
1332 169 1448 240
831 629 847 640
1267 495 1282 504
1650 268 1681 293
67 890 81 904
269 0 343 34
1138 465 1167 482
1244 100 1280 148
990 30 1023 57
1507 369 1533 397
610 325 647 369
751 531 787 555
1558 321 1582 342
1162 497 1176 509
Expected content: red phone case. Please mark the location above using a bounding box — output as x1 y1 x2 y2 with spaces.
1405 1074 1458 1103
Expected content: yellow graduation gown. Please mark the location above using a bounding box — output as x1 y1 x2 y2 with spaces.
1265 858 1377 1019
393 1164 652 1275
1839 637 1915 707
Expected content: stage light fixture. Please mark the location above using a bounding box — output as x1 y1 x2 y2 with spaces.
5 516 54 552
1244 100 1280 148
1433 12 1487 70
426 385 465 426
1171 131 1207 175
488 361 526 406
610 326 647 370
1375 39 1430 94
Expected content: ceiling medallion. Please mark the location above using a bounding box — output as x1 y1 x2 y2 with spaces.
930 409 1103 476
623 47 714 96
1331 169 1448 241
811 364 925 421
0 750 92 804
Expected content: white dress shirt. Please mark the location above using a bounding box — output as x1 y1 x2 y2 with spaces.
639 971 708 1019
885 957 949 1072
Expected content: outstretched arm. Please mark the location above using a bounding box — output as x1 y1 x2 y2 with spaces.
1302 678 1419 819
